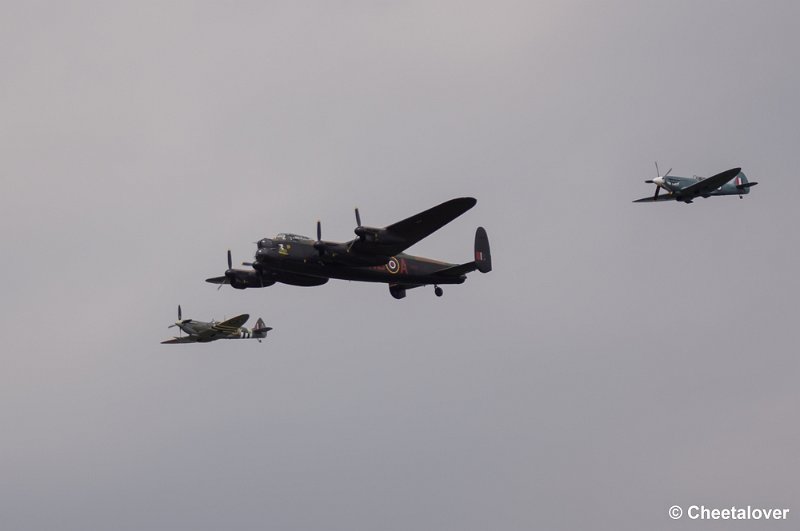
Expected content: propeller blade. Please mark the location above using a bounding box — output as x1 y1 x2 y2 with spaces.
653 186 660 200
655 161 660 177
355 207 361 227
315 220 325 256
169 306 182 337
227 250 232 270
664 168 672 178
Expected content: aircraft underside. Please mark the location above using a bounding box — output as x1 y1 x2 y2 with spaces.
260 260 467 286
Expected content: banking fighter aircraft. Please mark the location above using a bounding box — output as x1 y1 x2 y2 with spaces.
206 197 491 299
634 163 757 203
162 305 272 344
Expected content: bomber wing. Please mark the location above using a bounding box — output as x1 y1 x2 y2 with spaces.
348 197 476 257
433 262 478 277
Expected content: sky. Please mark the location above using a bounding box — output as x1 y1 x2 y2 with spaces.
1 1 798 530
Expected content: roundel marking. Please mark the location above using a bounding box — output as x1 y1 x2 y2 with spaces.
386 257 400 274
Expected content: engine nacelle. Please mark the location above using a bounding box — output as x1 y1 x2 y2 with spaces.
228 270 275 289
354 227 406 249
389 285 407 300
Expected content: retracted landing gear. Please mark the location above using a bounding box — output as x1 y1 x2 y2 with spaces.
434 285 443 297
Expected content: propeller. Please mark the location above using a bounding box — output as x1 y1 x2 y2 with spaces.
345 208 362 252
168 305 183 337
168 305 182 327
353 207 371 240
351 206 383 244
313 220 325 257
218 250 234 290
645 162 672 200
242 260 265 287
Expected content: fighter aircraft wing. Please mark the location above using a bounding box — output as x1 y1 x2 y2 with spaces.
213 314 250 332
632 194 678 203
349 197 477 256
678 168 741 199
161 336 199 344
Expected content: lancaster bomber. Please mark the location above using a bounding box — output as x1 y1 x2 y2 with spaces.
634 164 757 203
162 305 271 344
206 197 492 299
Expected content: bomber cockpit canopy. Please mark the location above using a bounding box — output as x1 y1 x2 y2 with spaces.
274 233 311 242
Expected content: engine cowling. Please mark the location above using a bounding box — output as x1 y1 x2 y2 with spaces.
389 285 407 300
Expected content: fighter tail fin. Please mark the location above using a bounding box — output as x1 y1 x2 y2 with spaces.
735 171 757 192
253 318 271 336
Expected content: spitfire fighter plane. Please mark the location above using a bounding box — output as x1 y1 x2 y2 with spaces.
634 164 757 204
161 305 272 344
206 197 492 299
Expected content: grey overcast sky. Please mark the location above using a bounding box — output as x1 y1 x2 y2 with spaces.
1 1 798 530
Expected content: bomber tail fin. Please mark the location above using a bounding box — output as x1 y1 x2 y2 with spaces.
474 227 492 273
432 227 492 278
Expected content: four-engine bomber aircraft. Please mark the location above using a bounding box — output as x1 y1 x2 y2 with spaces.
206 197 492 299
634 164 757 204
162 305 272 344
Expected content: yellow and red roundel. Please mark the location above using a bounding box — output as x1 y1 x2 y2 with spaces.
386 257 401 274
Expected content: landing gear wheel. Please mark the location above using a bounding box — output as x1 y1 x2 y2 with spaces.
434 286 443 297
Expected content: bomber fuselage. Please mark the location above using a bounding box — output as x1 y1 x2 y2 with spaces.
253 237 467 285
